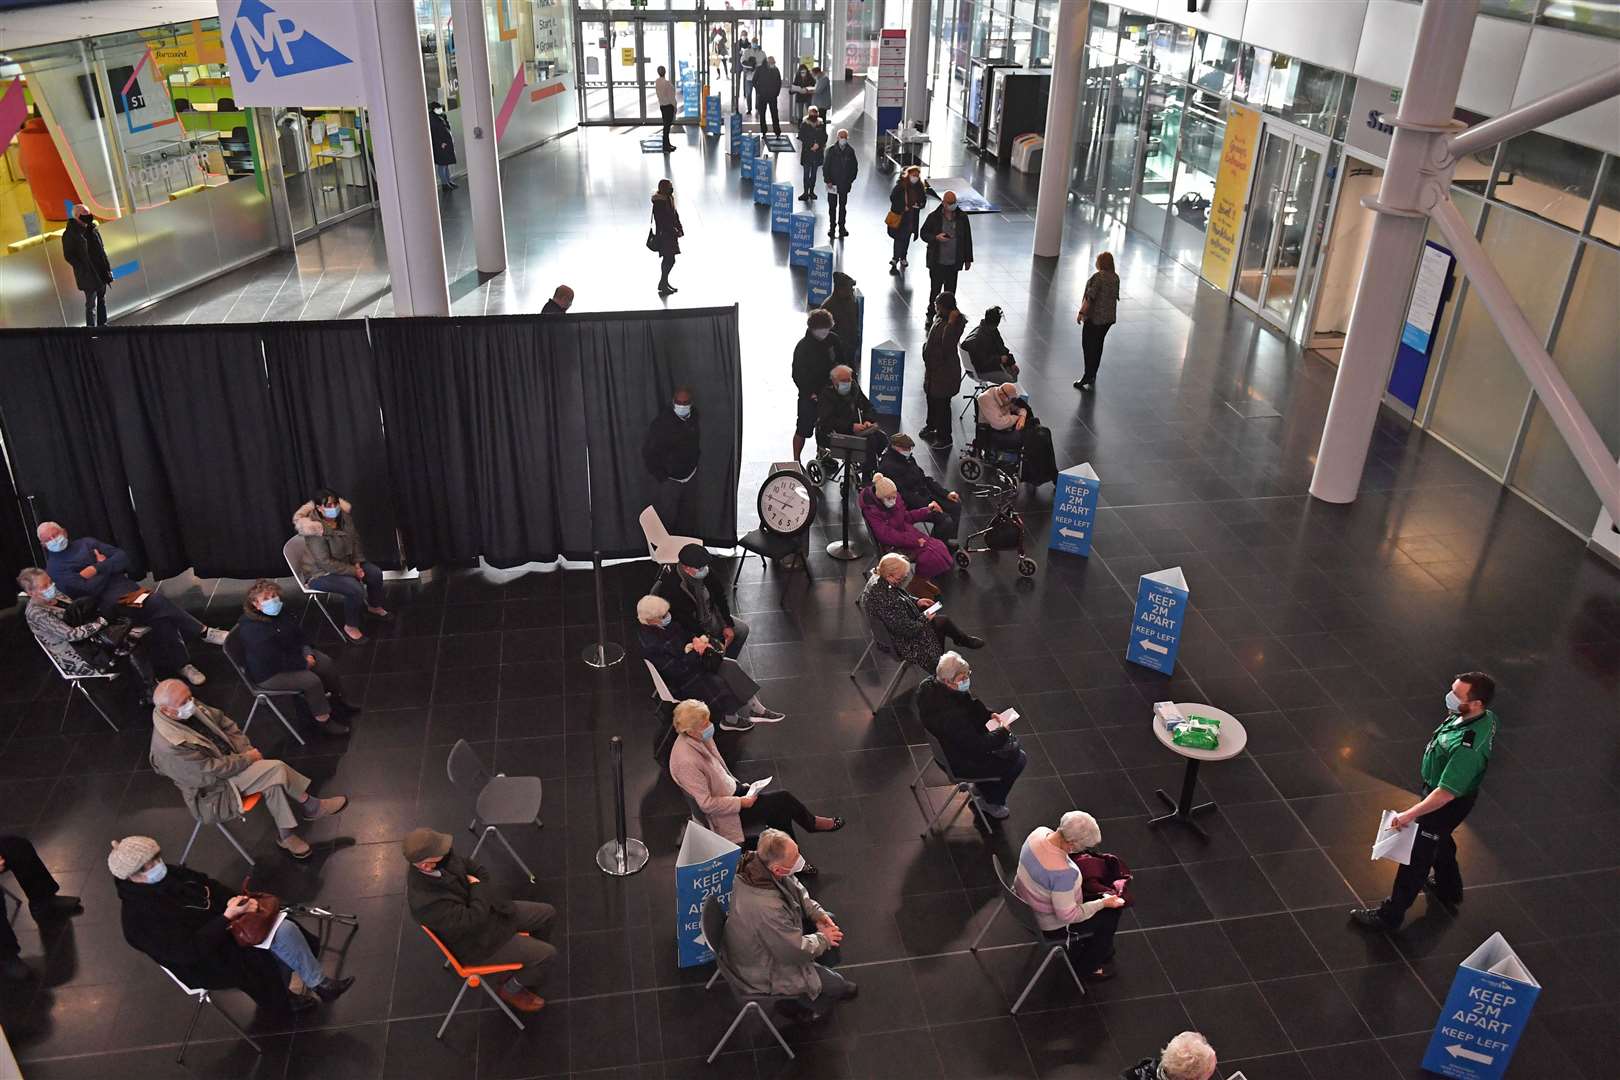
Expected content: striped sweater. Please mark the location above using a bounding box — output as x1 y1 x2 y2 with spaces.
1013 827 1110 932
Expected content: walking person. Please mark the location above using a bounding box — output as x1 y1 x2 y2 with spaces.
61 204 112 327
1074 252 1120 392
738 32 761 111
887 166 925 274
1352 672 1500 931
651 179 684 296
920 191 974 329
798 106 826 202
811 65 833 114
428 102 457 191
823 128 858 241
655 66 678 151
753 56 783 137
710 26 728 82
920 291 966 448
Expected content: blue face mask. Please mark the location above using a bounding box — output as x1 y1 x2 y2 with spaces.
688 566 709 580
45 536 68 553
957 678 971 693
673 403 692 419
659 613 672 628
699 725 715 741
260 597 283 616
1445 690 1463 714
142 860 168 884
321 505 340 520
41 584 58 601
835 381 852 396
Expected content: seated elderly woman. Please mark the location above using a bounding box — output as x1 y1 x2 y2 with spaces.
976 382 1029 452
667 700 843 873
18 566 156 690
234 579 357 735
859 555 983 672
1122 1032 1218 1080
915 651 1026 818
1013 811 1127 980
857 473 954 582
636 594 783 733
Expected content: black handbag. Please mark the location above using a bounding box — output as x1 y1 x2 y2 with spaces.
60 596 100 627
645 208 660 253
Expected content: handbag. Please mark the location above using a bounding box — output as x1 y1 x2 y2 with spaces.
228 879 283 947
646 207 660 253
1074 851 1133 908
884 210 902 230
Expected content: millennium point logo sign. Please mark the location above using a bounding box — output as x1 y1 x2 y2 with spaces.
230 0 354 82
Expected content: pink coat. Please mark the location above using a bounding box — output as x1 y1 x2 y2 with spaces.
859 486 953 579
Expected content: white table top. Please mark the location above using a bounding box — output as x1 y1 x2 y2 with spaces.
1151 703 1247 762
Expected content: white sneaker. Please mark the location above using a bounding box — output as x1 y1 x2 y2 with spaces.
180 664 207 686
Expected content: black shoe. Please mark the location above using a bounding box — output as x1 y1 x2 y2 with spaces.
796 863 819 878
1349 906 1397 931
30 895 82 922
314 975 355 1003
1 957 29 982
314 717 351 736
828 231 838 241
955 634 985 650
1074 381 1094 392
287 991 320 1013
839 228 849 238
889 261 899 275
663 144 677 151
331 698 362 718
817 817 846 833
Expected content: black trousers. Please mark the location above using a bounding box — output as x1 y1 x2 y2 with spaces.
0 836 62 958
757 97 780 136
971 747 1027 806
1378 788 1475 926
660 104 675 146
827 188 849 231
1045 904 1122 972
104 590 202 677
659 254 676 289
802 163 818 194
83 288 108 327
892 226 912 262
1080 321 1112 384
738 788 816 839
924 394 953 438
927 267 961 320
908 498 961 539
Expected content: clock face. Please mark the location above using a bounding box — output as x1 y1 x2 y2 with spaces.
759 472 814 535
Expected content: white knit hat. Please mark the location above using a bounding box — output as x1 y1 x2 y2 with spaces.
107 836 160 879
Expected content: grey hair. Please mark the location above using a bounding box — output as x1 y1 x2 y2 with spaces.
152 678 192 711
16 567 49 593
636 594 671 625
877 553 911 578
830 364 853 380
1057 810 1102 851
935 651 970 684
755 828 794 867
35 520 63 541
1158 1031 1216 1080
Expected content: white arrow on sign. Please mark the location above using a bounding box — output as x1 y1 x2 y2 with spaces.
1137 639 1168 655
1058 528 1086 539
1446 1044 1493 1065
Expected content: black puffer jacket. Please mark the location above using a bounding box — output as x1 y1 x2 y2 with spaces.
61 216 112 292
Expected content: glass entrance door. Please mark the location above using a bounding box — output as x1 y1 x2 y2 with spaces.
580 20 614 122
578 16 704 125
1233 126 1326 331
274 106 376 240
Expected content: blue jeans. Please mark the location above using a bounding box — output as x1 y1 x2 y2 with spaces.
310 561 384 625
267 918 324 989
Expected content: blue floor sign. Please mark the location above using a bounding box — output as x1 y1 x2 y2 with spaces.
868 339 903 415
753 156 773 204
789 212 815 266
1126 567 1187 674
675 821 741 968
807 247 834 307
771 182 793 231
1420 933 1539 1079
1048 463 1099 557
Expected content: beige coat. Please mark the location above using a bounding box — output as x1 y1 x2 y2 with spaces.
669 733 744 844
722 852 832 999
149 700 255 825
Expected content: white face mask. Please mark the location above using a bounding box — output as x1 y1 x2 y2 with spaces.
788 854 806 874
879 497 896 509
175 699 196 720
838 136 848 145
811 327 830 341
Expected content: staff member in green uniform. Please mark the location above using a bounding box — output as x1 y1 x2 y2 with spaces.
1352 671 1498 931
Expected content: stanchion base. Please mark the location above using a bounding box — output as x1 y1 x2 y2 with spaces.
826 540 867 561
596 838 650 876
581 642 626 668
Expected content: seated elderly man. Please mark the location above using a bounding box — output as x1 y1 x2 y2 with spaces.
636 594 782 732
877 434 962 542
859 555 983 674
1014 811 1127 981
109 834 352 1013
19 566 156 690
39 521 224 685
235 579 356 736
404 827 557 1014
653 544 749 660
724 827 857 1020
1122 1032 1218 1080
976 382 1029 452
148 680 348 860
914 651 1026 818
814 364 887 484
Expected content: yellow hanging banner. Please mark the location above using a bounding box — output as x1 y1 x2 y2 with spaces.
1200 102 1262 291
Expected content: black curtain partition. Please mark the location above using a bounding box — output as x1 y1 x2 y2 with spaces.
263 321 403 569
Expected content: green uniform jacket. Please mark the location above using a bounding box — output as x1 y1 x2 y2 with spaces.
1420 708 1498 797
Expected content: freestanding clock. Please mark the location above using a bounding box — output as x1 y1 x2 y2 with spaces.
758 466 816 537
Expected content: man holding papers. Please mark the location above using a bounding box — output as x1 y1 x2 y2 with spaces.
916 652 1027 820
1352 671 1500 931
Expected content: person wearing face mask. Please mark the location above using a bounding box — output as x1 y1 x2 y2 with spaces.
1352 671 1500 931
428 101 457 191
1013 811 1127 979
653 544 751 661
815 364 886 484
293 489 389 643
738 33 761 112
110 834 353 1013
791 309 845 466
859 554 983 676
790 60 815 124
887 166 926 273
822 130 858 241
61 204 114 326
858 474 953 582
977 381 1031 453
642 386 703 533
0 833 82 981
877 434 961 540
541 284 574 315
821 273 861 372
651 178 684 295
18 565 155 687
148 680 349 860
636 595 782 732
797 105 825 202
233 580 356 735
916 652 1028 820
668 702 843 855
919 191 974 328
753 56 783 137
920 291 966 447
811 65 832 113
38 520 226 685
962 305 1019 380
724 827 857 1020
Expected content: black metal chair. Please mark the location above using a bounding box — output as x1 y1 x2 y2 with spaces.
222 628 307 746
701 895 797 1063
849 587 924 715
909 708 1001 837
733 527 812 589
969 852 1091 1013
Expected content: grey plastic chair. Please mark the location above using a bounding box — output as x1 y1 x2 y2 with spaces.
222 629 307 746
701 895 797 1063
159 962 264 1063
282 535 348 642
909 689 1002 837
446 739 544 884
849 587 923 715
968 851 1089 1014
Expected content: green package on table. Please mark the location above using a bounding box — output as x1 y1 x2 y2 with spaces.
1171 716 1221 750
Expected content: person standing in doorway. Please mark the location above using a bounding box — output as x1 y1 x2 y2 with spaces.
754 56 783 137
428 102 457 191
739 32 762 111
887 166 925 274
798 106 826 202
651 179 684 296
61 205 112 327
1074 252 1120 392
655 66 678 152
919 191 974 330
791 61 815 124
823 129 858 241
1351 672 1499 931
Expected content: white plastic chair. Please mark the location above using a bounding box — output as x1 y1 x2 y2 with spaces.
645 659 677 704
282 535 347 642
32 633 121 732
157 964 264 1063
639 505 702 566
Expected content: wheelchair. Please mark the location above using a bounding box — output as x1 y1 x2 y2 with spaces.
958 418 1026 491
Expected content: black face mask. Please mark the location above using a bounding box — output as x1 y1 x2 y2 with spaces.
78 215 94 225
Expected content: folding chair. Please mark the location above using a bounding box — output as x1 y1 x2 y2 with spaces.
446 740 543 884
957 348 998 426
157 963 265 1063
701 896 797 1063
420 925 531 1039
909 714 1000 837
849 589 923 715
33 634 121 732
640 505 702 566
646 659 677 705
221 629 306 746
969 852 1090 1013
178 792 262 868
282 536 347 642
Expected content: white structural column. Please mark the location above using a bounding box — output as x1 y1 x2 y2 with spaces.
828 0 849 80
352 0 451 316
1033 0 1088 258
1308 0 1478 505
904 0 931 131
451 0 508 275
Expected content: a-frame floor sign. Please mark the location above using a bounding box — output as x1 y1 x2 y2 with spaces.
1420 932 1540 1079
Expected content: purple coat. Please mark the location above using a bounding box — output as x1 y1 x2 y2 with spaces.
858 486 953 579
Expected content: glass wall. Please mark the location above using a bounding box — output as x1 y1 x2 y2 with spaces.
940 0 1054 121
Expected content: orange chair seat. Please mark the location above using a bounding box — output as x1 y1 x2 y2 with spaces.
421 925 530 986
240 793 262 814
